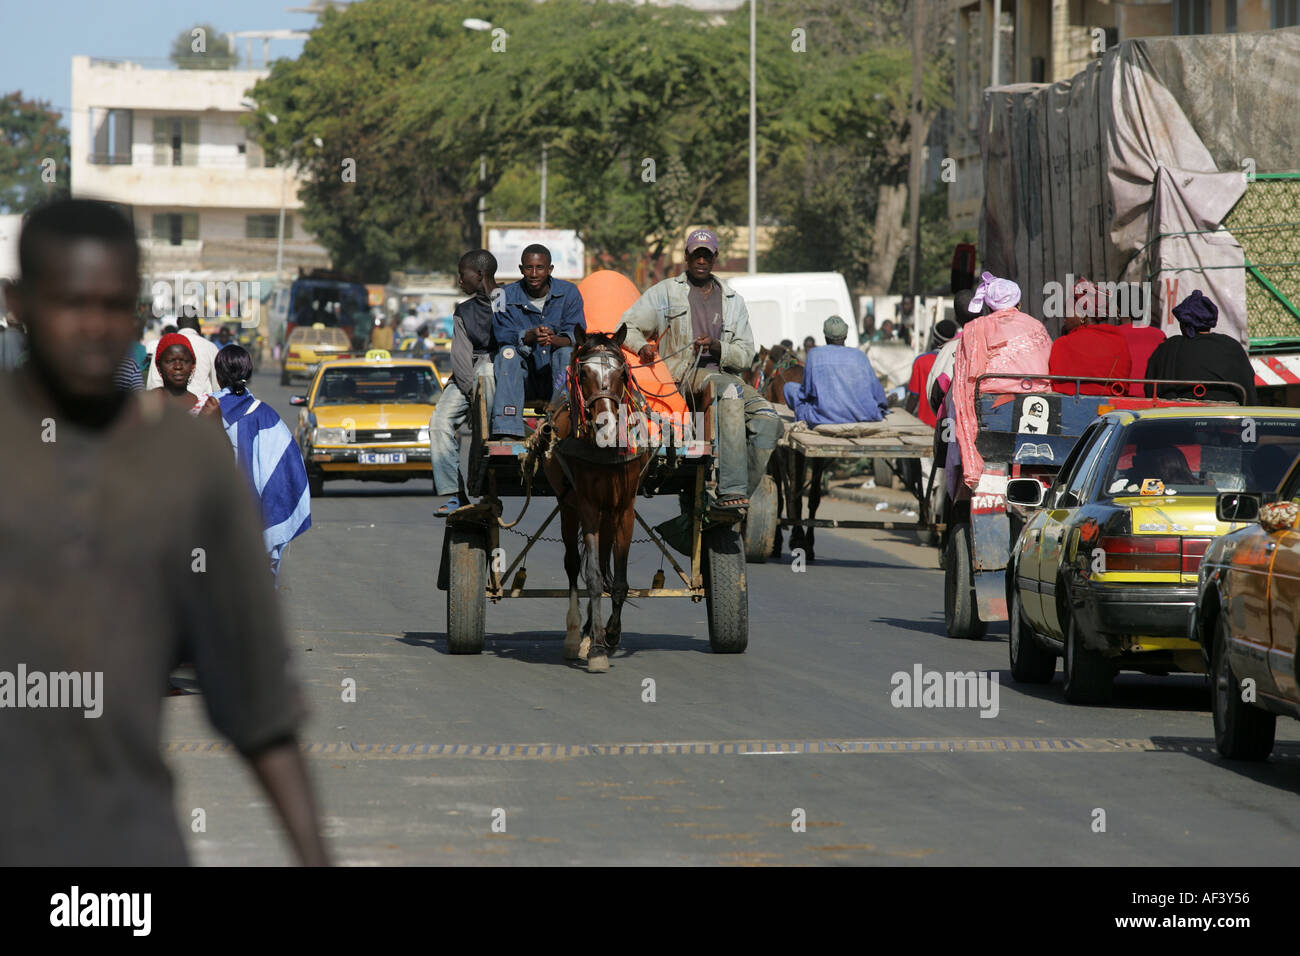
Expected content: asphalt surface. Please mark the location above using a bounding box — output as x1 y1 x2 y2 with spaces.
163 368 1300 865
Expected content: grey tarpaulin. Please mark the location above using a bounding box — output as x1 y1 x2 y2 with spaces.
979 28 1300 343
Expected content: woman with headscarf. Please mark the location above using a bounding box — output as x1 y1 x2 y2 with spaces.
950 272 1053 490
1048 278 1132 395
1144 290 1257 404
214 345 312 585
152 332 221 418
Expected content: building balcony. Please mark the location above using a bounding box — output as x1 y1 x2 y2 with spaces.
75 162 301 210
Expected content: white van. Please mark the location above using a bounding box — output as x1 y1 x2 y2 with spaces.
721 272 860 352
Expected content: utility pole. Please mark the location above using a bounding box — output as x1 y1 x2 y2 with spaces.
540 144 548 229
747 0 757 273
907 0 924 296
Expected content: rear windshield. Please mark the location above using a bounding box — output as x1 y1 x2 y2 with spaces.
1104 418 1300 498
315 366 441 405
289 328 349 347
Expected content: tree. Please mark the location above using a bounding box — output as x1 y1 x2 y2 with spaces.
0 92 70 213
760 0 952 293
170 24 237 70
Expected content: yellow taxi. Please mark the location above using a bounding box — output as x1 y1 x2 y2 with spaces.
290 351 442 496
1005 406 1300 704
281 323 353 386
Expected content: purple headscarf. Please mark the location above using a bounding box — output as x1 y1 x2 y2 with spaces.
1172 290 1218 337
969 271 1021 314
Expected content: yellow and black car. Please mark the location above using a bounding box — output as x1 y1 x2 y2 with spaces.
1006 406 1300 704
291 352 442 496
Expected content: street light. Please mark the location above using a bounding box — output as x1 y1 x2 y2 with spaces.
464 19 492 242
748 0 756 274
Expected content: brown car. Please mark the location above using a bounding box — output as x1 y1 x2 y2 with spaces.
1192 458 1300 760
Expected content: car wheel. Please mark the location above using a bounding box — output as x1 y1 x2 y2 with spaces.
1062 608 1114 705
1009 586 1056 684
1212 613 1275 760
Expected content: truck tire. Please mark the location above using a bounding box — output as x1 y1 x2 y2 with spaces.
1212 614 1275 760
1009 586 1056 683
944 523 986 640
1062 611 1114 704
743 475 778 564
704 527 748 654
446 525 488 655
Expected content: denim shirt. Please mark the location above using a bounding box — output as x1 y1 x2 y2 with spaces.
497 278 586 349
620 273 755 382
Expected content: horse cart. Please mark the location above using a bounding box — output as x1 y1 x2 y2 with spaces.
742 406 942 563
436 376 750 661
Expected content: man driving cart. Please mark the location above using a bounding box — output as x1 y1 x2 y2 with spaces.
620 229 781 520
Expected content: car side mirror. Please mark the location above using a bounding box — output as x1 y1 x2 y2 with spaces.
289 395 308 406
1005 477 1045 507
1216 491 1260 523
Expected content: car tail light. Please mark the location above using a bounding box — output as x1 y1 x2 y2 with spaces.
1099 535 1210 573
1181 537 1212 574
1099 535 1180 572
288 349 301 358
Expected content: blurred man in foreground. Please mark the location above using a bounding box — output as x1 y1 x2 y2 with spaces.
0 199 327 865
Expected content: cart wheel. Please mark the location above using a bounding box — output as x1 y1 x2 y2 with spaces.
703 526 748 653
944 522 986 640
446 524 488 654
742 475 778 564
873 457 894 489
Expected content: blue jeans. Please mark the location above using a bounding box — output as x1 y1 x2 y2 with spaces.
491 344 571 437
430 360 496 495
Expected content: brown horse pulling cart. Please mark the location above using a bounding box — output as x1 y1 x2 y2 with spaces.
436 355 749 661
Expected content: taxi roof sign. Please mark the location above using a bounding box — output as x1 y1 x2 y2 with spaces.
365 349 392 360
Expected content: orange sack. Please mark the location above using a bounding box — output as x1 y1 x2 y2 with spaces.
577 270 690 444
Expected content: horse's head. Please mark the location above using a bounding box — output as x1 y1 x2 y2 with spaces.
570 324 630 437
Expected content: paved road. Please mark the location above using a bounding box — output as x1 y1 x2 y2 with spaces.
164 369 1300 865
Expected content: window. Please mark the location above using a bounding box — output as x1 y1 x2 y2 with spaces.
1226 0 1238 32
1173 0 1211 34
1106 418 1300 498
152 116 198 167
89 109 132 165
1273 0 1300 26
151 213 198 246
246 214 290 239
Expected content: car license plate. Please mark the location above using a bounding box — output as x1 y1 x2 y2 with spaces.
359 452 405 465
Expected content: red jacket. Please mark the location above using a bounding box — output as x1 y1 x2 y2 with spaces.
1049 324 1132 395
1116 324 1166 396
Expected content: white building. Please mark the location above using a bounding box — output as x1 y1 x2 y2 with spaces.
70 55 329 286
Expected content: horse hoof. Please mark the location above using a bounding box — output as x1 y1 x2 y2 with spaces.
587 647 609 673
578 636 591 661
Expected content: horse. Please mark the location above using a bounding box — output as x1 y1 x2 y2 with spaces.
756 344 804 407
538 324 650 673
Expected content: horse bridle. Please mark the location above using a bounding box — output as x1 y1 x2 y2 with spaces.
568 344 629 436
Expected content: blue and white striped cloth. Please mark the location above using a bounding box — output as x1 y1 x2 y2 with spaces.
215 388 312 568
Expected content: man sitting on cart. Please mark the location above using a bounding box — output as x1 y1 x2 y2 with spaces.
783 316 889 425
620 228 781 518
491 243 586 439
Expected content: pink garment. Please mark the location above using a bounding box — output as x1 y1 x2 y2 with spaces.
952 308 1053 489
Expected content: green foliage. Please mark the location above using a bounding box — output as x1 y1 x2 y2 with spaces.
0 93 70 213
170 24 238 70
888 186 976 295
246 0 953 286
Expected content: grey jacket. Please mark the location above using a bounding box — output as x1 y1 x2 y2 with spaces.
620 274 755 382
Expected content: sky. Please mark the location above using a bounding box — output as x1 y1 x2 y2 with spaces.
0 0 320 120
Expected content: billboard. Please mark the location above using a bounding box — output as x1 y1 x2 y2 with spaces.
487 226 585 280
